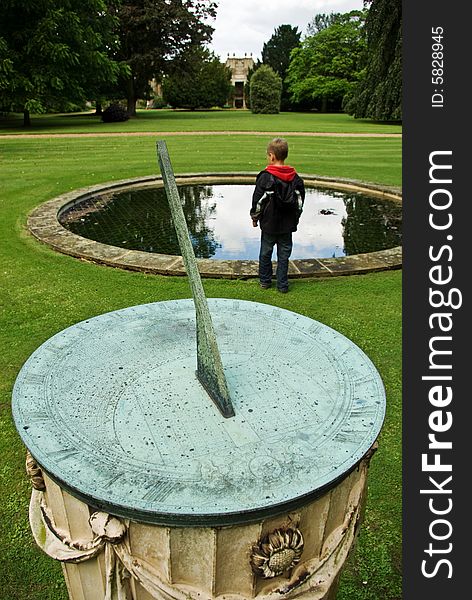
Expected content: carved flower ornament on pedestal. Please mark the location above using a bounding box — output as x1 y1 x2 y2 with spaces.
251 528 304 578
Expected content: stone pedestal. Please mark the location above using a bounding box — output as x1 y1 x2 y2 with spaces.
28 447 375 600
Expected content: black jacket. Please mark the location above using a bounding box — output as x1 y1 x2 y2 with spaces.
250 170 305 234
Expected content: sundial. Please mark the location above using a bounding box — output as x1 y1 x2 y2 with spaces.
12 142 386 527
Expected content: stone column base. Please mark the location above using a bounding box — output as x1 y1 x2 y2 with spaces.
27 447 376 600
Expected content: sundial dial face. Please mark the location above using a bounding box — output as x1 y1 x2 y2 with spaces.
13 298 385 526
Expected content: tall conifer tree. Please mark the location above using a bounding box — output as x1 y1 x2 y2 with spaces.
261 25 301 110
345 0 402 121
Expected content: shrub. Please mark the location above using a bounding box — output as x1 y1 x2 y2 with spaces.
151 95 167 109
250 65 282 114
101 103 129 123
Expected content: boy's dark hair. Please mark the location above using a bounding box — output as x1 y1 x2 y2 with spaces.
267 138 289 161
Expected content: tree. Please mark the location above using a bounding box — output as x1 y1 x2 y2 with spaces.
250 65 282 114
261 25 301 110
344 0 402 121
261 25 301 81
0 0 124 126
0 37 12 104
306 12 343 36
286 11 367 112
116 0 217 116
162 50 231 110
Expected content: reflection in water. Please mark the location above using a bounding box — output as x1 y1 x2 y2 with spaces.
60 184 402 260
342 195 402 255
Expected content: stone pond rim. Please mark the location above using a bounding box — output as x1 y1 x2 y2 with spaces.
27 173 402 279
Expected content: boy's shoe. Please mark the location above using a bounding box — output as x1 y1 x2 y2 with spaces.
260 282 271 289
277 287 288 293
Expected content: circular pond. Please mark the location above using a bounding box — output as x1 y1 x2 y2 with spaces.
59 183 402 261
27 174 402 278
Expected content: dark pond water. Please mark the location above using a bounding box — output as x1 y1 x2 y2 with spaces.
60 184 402 260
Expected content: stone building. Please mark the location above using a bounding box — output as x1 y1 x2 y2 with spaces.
225 54 255 109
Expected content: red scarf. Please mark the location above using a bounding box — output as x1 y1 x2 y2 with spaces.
266 164 297 182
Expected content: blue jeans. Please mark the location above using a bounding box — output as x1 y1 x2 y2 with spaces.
259 231 293 290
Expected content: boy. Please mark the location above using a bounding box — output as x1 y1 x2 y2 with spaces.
250 138 305 293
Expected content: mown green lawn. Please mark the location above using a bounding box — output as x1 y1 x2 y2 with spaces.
3 134 401 187
0 108 403 135
0 112 401 600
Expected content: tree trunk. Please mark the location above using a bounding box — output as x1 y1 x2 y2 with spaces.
126 78 137 116
23 109 31 127
321 96 328 113
95 102 103 115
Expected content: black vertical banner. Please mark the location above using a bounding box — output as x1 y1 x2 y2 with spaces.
403 1 469 598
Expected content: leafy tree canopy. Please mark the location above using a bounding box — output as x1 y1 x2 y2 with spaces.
116 0 217 115
344 0 402 121
162 49 231 110
286 10 367 112
0 0 125 125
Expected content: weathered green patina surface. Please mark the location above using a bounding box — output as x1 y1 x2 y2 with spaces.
157 140 234 418
12 298 385 526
